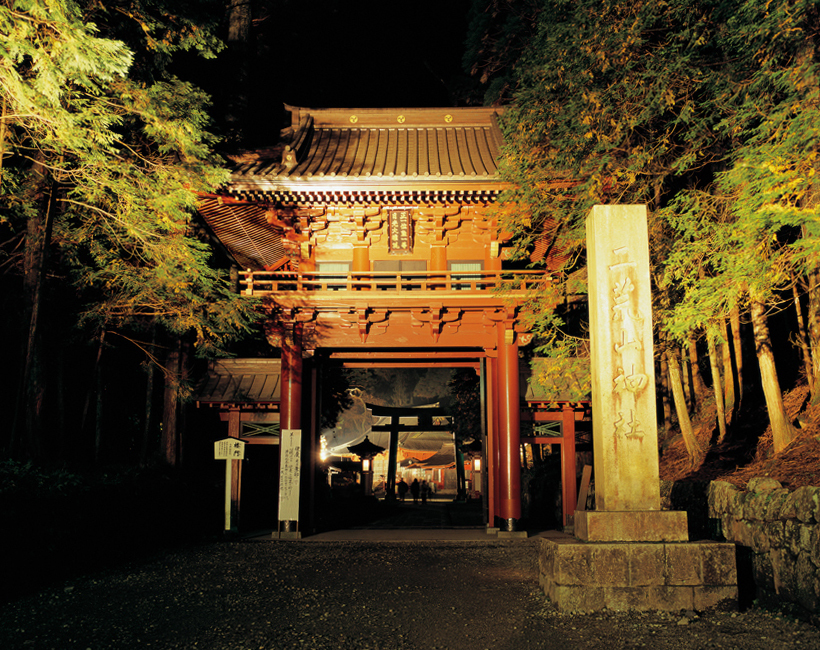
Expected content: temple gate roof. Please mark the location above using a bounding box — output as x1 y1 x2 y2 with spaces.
221 105 508 201
197 105 510 270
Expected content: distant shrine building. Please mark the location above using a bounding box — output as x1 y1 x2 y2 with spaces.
196 106 590 535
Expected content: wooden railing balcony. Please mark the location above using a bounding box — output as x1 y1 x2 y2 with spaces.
240 270 554 297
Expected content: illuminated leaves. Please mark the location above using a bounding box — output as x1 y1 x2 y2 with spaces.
1 0 256 356
469 0 820 361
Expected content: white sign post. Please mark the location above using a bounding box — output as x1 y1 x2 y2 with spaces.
277 429 302 538
215 438 246 532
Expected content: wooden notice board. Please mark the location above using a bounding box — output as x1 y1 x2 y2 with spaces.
278 429 301 522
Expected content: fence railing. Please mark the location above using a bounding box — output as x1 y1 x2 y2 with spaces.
240 270 553 296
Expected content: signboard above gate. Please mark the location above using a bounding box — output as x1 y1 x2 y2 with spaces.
388 209 412 253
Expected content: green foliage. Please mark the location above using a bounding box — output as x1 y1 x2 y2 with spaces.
657 0 820 342
469 0 820 353
527 357 591 403
0 0 257 356
0 458 85 496
463 0 543 104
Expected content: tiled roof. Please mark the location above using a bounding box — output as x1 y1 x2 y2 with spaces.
196 197 283 270
196 359 281 406
227 105 507 196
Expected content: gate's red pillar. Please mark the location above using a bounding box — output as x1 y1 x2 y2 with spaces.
279 325 303 531
227 409 242 531
307 359 318 534
561 403 577 529
485 354 498 527
281 325 303 430
496 323 522 531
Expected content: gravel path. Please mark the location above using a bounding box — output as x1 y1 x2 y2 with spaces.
2 539 818 650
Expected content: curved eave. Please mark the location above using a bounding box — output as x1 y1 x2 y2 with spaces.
230 176 510 191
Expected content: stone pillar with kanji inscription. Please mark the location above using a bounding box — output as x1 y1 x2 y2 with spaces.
576 205 687 542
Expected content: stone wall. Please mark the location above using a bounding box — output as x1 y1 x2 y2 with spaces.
708 478 820 616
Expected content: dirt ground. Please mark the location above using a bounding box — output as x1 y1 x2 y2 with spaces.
2 538 818 650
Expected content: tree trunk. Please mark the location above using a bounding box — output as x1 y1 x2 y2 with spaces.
81 330 106 446
707 329 727 443
94 348 104 466
680 344 692 408
225 0 252 146
688 336 708 404
721 317 736 424
140 328 157 467
665 349 701 466
162 336 182 467
750 297 797 453
806 269 820 404
730 304 744 406
11 166 58 461
792 282 814 394
659 349 674 440
93 331 106 465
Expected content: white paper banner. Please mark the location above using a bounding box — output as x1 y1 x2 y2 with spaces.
278 429 302 522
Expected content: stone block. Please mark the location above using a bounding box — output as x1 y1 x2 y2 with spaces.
728 519 755 548
707 481 729 518
811 526 820 568
795 553 820 612
629 543 666 586
665 544 702 585
750 522 771 553
273 531 301 540
648 585 694 611
498 530 528 539
771 548 796 599
763 489 790 520
693 586 738 612
721 514 734 539
784 520 811 557
793 487 820 524
592 545 630 586
539 538 555 577
742 492 764 521
539 537 737 613
752 551 776 592
781 489 802 520
700 542 738 586
575 510 689 542
605 586 652 611
550 585 605 612
748 477 783 493
763 520 785 551
553 544 596 586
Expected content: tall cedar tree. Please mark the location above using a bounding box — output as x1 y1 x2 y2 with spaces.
468 0 820 455
0 0 257 461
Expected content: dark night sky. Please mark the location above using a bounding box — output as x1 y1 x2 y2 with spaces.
259 0 474 107
197 0 477 144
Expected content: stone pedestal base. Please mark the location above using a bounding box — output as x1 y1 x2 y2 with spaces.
498 530 528 539
538 533 738 612
575 510 689 542
272 530 301 540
